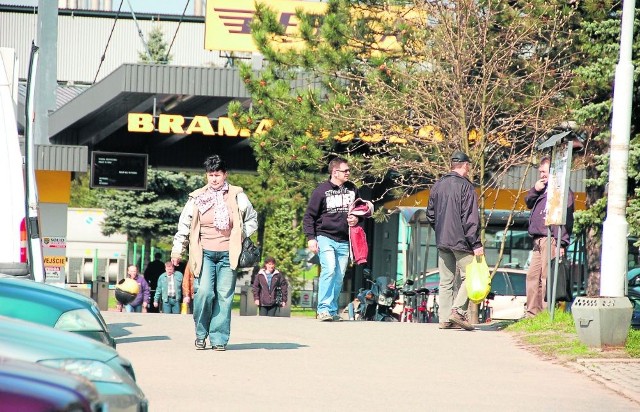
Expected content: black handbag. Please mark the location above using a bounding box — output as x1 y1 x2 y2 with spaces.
238 237 260 268
545 256 572 302
274 276 283 306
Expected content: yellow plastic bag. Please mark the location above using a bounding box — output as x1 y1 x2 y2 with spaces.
180 303 189 315
465 256 491 304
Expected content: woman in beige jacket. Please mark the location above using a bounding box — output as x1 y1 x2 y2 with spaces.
171 155 258 351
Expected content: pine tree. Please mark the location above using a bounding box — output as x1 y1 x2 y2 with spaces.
570 1 640 295
97 169 203 266
232 0 577 276
138 25 172 64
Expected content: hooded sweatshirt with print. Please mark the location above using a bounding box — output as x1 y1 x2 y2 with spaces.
303 180 360 242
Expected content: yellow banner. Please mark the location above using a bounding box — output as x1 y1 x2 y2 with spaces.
205 0 327 52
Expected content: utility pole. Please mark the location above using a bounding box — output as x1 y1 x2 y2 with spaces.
572 0 635 347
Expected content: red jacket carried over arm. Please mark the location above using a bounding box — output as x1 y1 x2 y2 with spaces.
348 199 374 265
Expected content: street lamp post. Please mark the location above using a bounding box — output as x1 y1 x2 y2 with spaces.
571 0 636 347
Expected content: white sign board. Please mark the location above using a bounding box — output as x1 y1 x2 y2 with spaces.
545 141 573 226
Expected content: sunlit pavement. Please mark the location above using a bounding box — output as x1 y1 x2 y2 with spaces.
102 311 640 411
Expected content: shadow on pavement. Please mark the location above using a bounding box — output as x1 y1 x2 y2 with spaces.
227 342 309 351
108 322 141 338
474 321 515 331
116 335 171 344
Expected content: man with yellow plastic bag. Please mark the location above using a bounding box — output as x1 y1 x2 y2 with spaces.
426 151 484 331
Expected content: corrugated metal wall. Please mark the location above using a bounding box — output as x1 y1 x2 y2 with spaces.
36 144 88 171
0 9 243 83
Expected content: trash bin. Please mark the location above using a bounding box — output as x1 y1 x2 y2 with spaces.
239 284 257 316
91 279 109 311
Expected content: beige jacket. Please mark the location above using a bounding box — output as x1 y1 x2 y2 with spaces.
171 184 258 275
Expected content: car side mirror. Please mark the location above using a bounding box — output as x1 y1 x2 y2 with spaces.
487 292 496 300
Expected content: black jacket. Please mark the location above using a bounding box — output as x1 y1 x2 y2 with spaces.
426 172 482 253
525 185 574 247
303 180 359 242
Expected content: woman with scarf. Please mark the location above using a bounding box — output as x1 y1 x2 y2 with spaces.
252 257 288 317
171 155 258 351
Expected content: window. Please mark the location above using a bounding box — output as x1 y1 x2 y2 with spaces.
490 273 510 295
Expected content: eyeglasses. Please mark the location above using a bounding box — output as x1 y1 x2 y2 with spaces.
336 169 350 173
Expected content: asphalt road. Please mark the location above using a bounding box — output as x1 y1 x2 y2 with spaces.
102 311 640 412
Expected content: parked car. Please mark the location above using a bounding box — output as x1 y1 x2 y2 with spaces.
628 267 640 294
0 357 105 412
0 278 116 348
628 289 640 330
0 315 147 412
413 267 527 321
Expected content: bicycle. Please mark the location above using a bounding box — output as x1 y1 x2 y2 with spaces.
415 287 430 323
427 287 440 323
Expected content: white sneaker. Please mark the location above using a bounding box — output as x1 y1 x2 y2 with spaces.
317 312 333 322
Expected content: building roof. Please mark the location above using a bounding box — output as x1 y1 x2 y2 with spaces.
48 63 255 171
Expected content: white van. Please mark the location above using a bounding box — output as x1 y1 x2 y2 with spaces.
0 48 29 279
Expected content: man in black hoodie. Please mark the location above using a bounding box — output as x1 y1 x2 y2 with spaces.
426 151 484 331
303 157 360 322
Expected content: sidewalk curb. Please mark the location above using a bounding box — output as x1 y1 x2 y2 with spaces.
570 359 640 406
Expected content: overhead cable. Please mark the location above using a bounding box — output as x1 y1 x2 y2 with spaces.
166 0 191 62
93 0 124 84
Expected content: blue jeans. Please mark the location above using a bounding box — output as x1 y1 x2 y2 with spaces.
162 297 180 314
124 304 142 313
316 235 350 316
193 250 236 346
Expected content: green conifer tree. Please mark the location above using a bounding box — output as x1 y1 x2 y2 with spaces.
570 1 640 295
139 25 172 64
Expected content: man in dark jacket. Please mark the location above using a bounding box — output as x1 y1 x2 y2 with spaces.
303 157 360 322
426 151 484 331
525 156 574 317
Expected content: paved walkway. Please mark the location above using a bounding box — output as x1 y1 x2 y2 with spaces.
102 312 640 411
572 359 640 404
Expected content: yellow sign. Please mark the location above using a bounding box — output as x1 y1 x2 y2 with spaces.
205 0 327 52
204 0 419 53
44 256 67 267
128 112 408 143
128 113 271 137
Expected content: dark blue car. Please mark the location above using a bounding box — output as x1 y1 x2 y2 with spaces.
0 357 104 411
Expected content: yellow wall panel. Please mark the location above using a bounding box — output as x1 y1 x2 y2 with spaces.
384 188 586 212
35 171 71 204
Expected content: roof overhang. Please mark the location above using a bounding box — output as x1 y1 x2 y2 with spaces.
48 63 256 171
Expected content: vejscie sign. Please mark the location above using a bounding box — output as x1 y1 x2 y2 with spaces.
44 256 66 267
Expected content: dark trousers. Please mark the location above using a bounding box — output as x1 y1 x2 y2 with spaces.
259 305 279 317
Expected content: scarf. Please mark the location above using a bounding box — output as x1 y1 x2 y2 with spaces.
195 182 230 231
